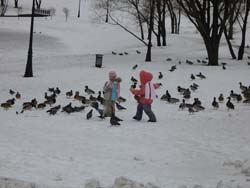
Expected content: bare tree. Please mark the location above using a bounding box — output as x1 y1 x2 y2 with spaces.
0 0 8 16
63 7 70 21
35 0 42 10
177 0 238 66
14 0 18 8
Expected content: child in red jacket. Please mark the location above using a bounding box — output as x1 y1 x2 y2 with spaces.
130 70 160 122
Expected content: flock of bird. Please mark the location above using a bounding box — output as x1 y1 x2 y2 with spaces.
0 86 127 126
1 56 250 125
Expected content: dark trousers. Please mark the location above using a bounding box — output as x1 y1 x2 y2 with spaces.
134 103 157 122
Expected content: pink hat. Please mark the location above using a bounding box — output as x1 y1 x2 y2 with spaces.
109 71 117 77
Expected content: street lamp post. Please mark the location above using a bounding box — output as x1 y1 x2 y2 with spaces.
77 0 81 18
24 0 35 77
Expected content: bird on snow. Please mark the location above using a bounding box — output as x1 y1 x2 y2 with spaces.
132 64 138 70
169 65 176 72
131 82 137 89
62 103 74 114
230 90 240 100
190 74 195 80
196 72 206 79
85 86 95 95
47 105 61 115
124 52 128 55
116 102 126 110
97 91 105 105
6 98 15 105
239 82 248 92
190 84 198 92
222 64 226 70
9 89 15 95
15 92 21 99
236 94 242 102
136 50 141 54
226 97 234 110
131 76 138 83
66 90 73 98
212 97 219 109
166 58 172 61
118 53 124 56
177 86 187 94
158 72 163 79
110 113 121 126
160 90 171 101
218 93 224 103
37 102 46 109
1 102 12 110
112 51 117 55
86 109 93 120
117 96 127 103
55 87 61 95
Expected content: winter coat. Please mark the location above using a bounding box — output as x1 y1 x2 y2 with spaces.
130 70 159 105
103 79 121 102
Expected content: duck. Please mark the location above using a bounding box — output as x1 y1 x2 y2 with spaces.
66 90 73 98
167 97 180 104
15 92 21 99
160 90 171 101
183 89 191 99
226 97 234 110
236 94 242 102
196 72 206 79
202 60 207 64
193 98 202 106
197 59 201 63
136 50 141 54
55 87 61 95
166 58 172 61
243 98 250 104
131 82 137 89
74 91 86 101
48 87 55 93
86 109 93 120
124 52 128 55
179 99 186 110
72 105 85 113
230 90 239 100
186 59 193 65
6 98 15 105
222 64 226 70
37 102 46 109
118 53 124 56
62 103 74 114
47 105 61 115
218 93 224 102
188 107 198 114
212 97 219 109
85 86 95 95
239 82 247 92
112 51 117 55
177 86 186 94
45 92 56 101
1 102 12 110
44 98 56 106
190 74 195 80
23 98 37 109
169 65 176 72
190 84 198 92
132 64 138 70
158 72 163 79
97 91 105 105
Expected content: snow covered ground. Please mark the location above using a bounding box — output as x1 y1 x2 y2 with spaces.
1 0 250 188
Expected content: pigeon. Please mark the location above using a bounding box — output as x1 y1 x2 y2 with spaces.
48 87 55 93
158 72 163 79
72 106 85 112
118 53 124 56
222 64 226 70
218 94 224 103
136 50 141 54
116 102 126 110
62 103 74 114
86 109 93 120
131 76 138 83
169 65 176 72
226 97 234 110
197 59 201 63
196 72 206 79
132 64 138 70
47 105 61 115
85 86 95 95
166 58 172 61
110 114 121 126
112 51 117 55
186 60 194 65
9 89 15 95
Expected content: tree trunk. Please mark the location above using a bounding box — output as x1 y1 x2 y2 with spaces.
224 27 236 59
162 0 167 45
105 0 109 23
0 0 4 6
135 5 144 40
156 0 162 46
238 1 250 60
145 0 155 62
14 0 18 8
206 40 219 66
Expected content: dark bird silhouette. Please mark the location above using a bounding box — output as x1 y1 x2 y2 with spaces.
160 90 171 101
193 98 202 106
202 60 208 64
186 59 194 65
197 59 201 63
212 97 219 109
230 90 239 100
48 87 55 93
243 98 250 104
158 72 163 79
190 74 195 80
55 87 61 95
1 102 12 110
190 84 198 92
112 51 117 55
131 82 137 89
221 62 227 66
136 50 141 54
196 72 206 79
193 83 199 88
97 91 105 105
132 64 138 70
47 105 61 115
6 98 15 105
86 109 93 120
72 105 85 112
248 56 250 59
110 114 121 126
218 94 224 102
116 102 126 110
247 62 250 66
119 53 124 56
66 90 73 98
85 86 95 95
45 92 56 101
45 98 56 106
169 65 176 72
222 64 226 70
236 94 242 102
9 89 15 95
166 58 172 61
131 76 138 83
167 97 180 104
226 97 234 110
62 103 74 114
188 107 197 114
124 52 128 55
239 82 248 92
178 61 182 64
37 102 46 109
118 96 126 103
177 86 187 94
15 92 21 99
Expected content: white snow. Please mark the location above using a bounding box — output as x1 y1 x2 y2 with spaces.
0 0 250 188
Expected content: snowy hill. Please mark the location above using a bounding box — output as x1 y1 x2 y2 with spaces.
1 0 250 188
